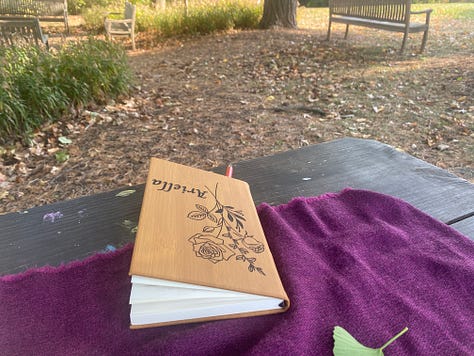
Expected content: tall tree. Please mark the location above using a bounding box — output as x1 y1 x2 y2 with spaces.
260 0 298 29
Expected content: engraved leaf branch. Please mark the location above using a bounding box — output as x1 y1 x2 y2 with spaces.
187 184 265 275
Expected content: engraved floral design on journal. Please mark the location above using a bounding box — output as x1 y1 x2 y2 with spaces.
187 184 266 275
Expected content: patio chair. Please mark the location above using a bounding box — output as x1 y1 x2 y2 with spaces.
104 1 136 50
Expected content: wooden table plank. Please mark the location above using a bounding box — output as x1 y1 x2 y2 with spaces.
0 186 144 275
226 138 474 225
1 138 473 276
451 217 474 239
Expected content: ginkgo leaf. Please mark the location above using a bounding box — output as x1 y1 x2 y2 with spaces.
333 326 408 356
333 327 380 356
115 189 136 197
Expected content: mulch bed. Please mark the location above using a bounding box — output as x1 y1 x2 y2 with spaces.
1 16 472 214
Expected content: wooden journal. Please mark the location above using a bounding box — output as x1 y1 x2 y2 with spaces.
129 158 289 328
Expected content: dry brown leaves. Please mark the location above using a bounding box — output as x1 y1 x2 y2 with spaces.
1 18 473 214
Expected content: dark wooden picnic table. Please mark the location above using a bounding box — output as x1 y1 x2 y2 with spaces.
1 138 473 276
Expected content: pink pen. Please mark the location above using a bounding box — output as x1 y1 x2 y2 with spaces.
225 164 233 178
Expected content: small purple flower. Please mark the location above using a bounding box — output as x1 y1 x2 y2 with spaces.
43 211 64 223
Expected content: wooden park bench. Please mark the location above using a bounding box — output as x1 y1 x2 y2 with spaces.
0 0 68 33
327 0 433 53
0 18 49 49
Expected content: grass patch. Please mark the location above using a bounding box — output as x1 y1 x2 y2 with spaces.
297 3 474 27
418 3 474 19
82 0 262 36
0 39 132 142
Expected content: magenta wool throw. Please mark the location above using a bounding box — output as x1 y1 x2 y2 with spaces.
1 189 473 355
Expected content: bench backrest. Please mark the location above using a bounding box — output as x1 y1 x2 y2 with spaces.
329 0 411 24
0 0 67 17
124 1 136 22
0 18 45 47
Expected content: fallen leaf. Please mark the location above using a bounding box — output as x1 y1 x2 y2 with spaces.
58 136 72 145
373 106 384 113
115 189 136 197
55 150 69 163
333 326 408 356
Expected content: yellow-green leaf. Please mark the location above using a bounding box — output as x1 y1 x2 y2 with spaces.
333 326 408 356
115 189 136 197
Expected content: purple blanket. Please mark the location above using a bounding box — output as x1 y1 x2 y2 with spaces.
1 189 474 355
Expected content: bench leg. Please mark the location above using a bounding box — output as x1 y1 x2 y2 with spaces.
344 24 349 39
420 29 429 53
327 20 332 40
400 31 408 53
131 33 136 51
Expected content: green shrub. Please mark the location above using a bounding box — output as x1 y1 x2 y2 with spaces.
182 6 235 34
232 4 263 29
0 46 66 137
420 3 474 19
71 0 179 15
56 38 132 104
0 68 29 138
68 0 112 15
165 1 262 36
82 0 262 36
69 0 152 15
0 39 132 142
82 5 110 32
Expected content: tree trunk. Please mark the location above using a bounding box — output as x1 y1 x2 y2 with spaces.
260 0 298 29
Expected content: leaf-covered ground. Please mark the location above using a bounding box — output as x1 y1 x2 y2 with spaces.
1 11 473 213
